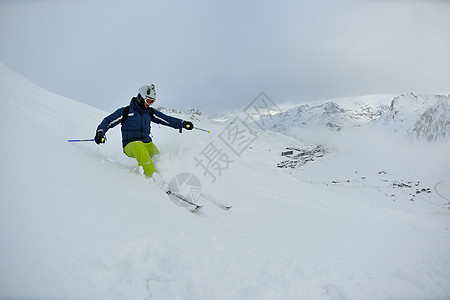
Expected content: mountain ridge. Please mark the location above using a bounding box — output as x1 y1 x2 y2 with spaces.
264 92 449 141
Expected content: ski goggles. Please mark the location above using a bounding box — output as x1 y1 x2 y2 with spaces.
145 97 155 105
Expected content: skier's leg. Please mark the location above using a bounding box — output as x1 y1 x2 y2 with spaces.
142 142 169 189
124 141 157 177
144 142 160 157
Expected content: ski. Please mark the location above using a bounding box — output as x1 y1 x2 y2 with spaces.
166 190 203 213
201 193 232 211
151 175 227 212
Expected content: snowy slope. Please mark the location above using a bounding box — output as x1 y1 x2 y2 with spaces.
1 63 450 300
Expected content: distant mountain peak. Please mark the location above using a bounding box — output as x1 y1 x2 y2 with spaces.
265 94 449 141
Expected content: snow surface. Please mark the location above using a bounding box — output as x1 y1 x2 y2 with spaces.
1 62 450 299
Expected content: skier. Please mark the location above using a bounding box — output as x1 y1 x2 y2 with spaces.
95 84 193 179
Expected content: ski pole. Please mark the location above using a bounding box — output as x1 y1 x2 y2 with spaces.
67 138 95 142
194 127 211 134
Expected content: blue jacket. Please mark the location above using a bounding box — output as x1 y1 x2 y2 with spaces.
96 97 183 148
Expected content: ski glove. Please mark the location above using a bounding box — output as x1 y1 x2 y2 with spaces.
95 130 106 144
182 121 194 130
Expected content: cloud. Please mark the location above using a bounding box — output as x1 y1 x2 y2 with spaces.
1 0 449 114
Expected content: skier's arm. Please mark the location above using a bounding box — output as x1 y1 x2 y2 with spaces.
95 107 125 143
151 109 183 130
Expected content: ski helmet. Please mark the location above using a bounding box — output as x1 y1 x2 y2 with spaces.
138 84 156 102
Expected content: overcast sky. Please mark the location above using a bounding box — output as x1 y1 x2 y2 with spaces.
1 0 449 114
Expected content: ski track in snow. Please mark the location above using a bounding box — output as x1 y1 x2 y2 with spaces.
1 63 450 299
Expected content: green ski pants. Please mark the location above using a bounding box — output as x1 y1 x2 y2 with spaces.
124 141 160 177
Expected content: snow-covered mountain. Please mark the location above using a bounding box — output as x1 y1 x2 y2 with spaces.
264 96 390 132
266 92 449 141
374 92 450 141
1 63 450 300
